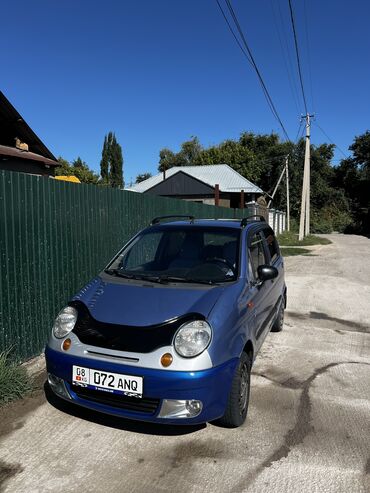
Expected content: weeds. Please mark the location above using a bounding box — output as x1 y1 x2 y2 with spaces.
280 247 312 257
278 231 332 247
0 350 32 405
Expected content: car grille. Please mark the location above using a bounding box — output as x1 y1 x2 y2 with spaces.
71 385 160 415
70 301 204 353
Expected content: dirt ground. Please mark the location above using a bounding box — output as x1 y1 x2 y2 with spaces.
1 234 369 493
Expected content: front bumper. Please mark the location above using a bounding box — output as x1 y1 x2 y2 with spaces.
45 346 238 424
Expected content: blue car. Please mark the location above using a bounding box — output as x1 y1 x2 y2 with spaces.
45 215 286 427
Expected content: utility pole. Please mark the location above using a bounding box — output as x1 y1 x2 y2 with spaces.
285 155 290 231
267 162 286 208
298 113 314 240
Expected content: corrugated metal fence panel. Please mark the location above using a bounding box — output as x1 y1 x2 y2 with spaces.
0 170 245 360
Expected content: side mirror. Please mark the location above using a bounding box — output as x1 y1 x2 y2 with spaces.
257 265 278 282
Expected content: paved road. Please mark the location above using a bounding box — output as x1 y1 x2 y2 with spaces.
1 234 369 493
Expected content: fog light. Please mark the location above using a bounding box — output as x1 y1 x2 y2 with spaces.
62 338 72 351
158 399 203 419
160 353 173 367
47 373 71 399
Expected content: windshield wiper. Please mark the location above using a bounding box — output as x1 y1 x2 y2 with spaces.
105 270 223 285
107 270 165 283
159 276 219 286
104 269 139 280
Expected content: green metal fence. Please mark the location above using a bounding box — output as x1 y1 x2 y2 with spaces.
0 170 245 360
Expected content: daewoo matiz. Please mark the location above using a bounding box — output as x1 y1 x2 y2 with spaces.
45 215 286 427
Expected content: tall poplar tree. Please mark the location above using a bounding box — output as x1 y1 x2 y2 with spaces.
110 134 124 188
99 132 124 188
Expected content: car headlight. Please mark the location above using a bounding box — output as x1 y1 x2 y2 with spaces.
174 320 212 358
53 306 78 339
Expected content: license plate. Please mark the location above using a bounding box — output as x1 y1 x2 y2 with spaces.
72 365 143 398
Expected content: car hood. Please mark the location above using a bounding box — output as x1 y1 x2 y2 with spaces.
72 276 225 326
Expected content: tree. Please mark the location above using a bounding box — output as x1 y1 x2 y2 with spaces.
157 132 353 233
55 157 99 184
100 132 124 188
136 172 152 183
100 134 110 182
335 130 370 234
110 135 124 188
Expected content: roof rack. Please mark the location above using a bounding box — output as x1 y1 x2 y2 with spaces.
240 215 266 228
150 215 195 226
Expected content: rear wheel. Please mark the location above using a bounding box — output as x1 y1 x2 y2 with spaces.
217 352 251 428
271 296 285 332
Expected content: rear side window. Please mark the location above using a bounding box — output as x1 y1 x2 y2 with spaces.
263 229 280 263
248 232 267 279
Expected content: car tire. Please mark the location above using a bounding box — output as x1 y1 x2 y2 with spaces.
271 296 285 332
216 352 251 428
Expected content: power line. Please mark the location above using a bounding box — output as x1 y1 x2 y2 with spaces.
287 0 308 114
303 0 315 112
294 119 304 143
215 0 291 142
215 0 253 66
270 0 301 115
313 121 349 159
224 0 291 141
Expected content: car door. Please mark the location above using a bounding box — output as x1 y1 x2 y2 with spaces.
246 228 272 351
261 227 285 314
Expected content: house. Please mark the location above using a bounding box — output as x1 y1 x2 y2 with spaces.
126 164 263 208
0 91 59 176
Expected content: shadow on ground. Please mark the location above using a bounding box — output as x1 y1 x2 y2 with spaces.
44 383 205 437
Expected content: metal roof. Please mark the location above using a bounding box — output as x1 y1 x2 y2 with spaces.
0 91 57 161
0 145 59 166
126 164 263 194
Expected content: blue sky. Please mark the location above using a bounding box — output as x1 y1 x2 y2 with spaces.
2 0 369 184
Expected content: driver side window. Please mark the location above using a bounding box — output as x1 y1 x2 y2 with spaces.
248 232 267 280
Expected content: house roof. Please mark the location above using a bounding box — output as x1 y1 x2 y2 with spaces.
0 145 59 167
126 164 263 194
0 91 57 161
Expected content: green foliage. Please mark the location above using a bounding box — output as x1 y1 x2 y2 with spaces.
0 350 31 405
100 135 109 182
55 157 99 184
136 172 152 183
157 132 353 234
278 231 332 246
334 131 370 234
100 132 124 188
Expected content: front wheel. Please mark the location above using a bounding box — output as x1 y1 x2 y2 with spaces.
271 296 285 332
216 352 251 428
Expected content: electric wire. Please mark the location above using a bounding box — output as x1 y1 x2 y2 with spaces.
224 0 291 141
313 121 348 159
215 0 291 142
270 0 301 115
276 0 302 111
303 0 315 112
294 119 304 143
215 0 253 66
287 0 308 114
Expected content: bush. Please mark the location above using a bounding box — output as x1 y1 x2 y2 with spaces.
0 350 31 405
311 206 353 234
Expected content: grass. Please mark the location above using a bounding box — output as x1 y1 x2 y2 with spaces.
277 230 332 247
0 350 32 406
280 247 312 257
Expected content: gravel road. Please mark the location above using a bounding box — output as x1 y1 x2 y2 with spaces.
1 234 369 493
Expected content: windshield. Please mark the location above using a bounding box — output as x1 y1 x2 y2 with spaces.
106 226 240 284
